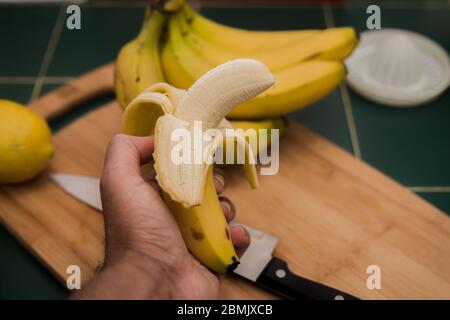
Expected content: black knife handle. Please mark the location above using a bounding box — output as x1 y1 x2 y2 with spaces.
256 257 360 300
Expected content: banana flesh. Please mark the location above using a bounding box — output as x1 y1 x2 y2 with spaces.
154 59 273 207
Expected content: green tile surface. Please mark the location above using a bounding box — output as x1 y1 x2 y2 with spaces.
0 5 59 76
291 89 353 152
418 193 450 215
0 226 67 299
0 84 33 104
201 6 325 29
333 6 450 51
349 90 450 186
47 5 145 76
0 1 449 299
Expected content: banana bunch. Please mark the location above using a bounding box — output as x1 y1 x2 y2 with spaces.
162 4 357 119
123 59 274 273
115 1 357 143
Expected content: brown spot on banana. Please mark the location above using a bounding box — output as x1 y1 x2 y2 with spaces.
304 51 322 61
191 228 204 240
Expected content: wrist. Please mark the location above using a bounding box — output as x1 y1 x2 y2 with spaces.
104 250 184 299
111 251 208 300
72 251 185 300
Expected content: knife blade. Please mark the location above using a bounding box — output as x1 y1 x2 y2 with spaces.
50 173 103 211
50 173 360 300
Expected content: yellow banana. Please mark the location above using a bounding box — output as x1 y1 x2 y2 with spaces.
180 3 320 52
228 61 346 119
161 40 196 89
175 11 357 70
114 0 186 109
162 17 346 119
163 166 238 273
123 60 274 273
115 8 167 109
229 118 287 156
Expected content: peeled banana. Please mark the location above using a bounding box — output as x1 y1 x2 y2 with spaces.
123 59 275 273
114 1 359 274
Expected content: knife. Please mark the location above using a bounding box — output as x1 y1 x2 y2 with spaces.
232 223 359 300
50 173 360 300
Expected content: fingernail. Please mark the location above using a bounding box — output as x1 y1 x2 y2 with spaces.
240 226 250 239
214 173 226 192
219 196 236 220
214 168 227 184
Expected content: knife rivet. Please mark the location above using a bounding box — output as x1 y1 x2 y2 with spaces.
275 269 286 279
334 295 345 300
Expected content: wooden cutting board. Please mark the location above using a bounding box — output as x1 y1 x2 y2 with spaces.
0 65 450 299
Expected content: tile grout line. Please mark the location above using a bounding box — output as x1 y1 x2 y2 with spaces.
322 2 335 27
28 5 66 104
322 3 362 159
408 187 450 193
0 76 73 85
41 76 74 84
339 84 362 159
0 77 36 84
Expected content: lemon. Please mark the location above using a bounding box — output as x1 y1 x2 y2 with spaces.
0 100 54 183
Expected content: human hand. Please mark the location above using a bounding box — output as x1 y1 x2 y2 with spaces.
70 134 250 300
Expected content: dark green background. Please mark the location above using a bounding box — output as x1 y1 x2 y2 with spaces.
0 0 449 299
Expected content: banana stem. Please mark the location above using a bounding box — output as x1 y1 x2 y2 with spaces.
134 8 168 84
137 7 166 43
150 0 185 13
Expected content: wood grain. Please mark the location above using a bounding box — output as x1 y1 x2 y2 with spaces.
1 101 449 299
